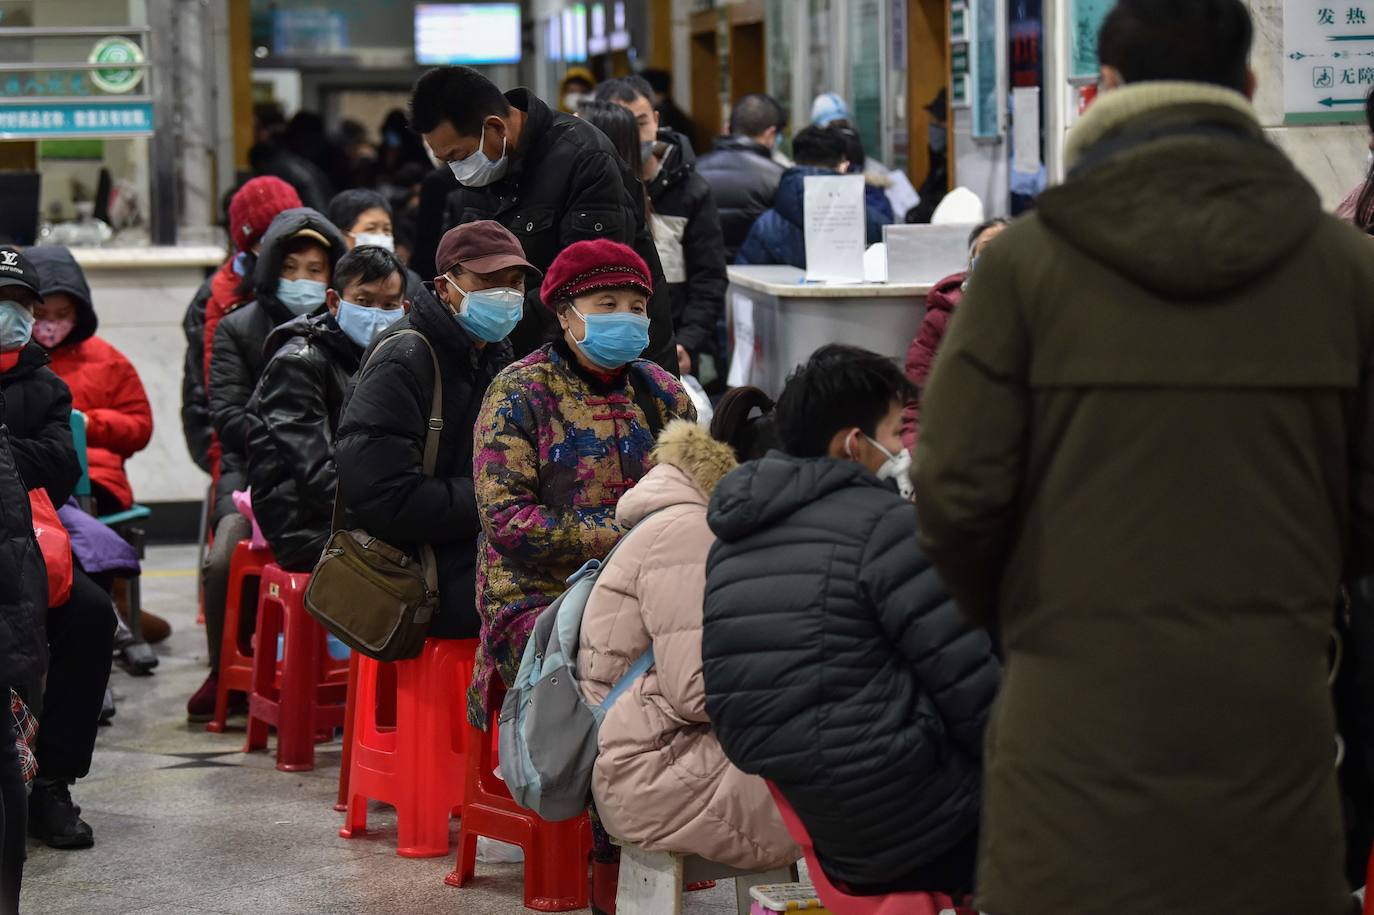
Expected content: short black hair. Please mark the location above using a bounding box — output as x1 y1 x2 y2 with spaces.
968 217 1010 251
775 345 917 458
577 100 642 175
328 189 392 234
409 66 512 136
832 126 866 172
641 68 672 95
593 75 656 107
332 245 405 295
1098 0 1252 93
790 126 847 169
730 93 786 139
710 386 778 462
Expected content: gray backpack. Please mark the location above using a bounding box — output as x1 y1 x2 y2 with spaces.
497 511 663 822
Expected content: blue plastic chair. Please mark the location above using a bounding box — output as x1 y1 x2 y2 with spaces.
70 410 152 639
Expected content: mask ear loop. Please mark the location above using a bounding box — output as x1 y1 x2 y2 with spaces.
844 429 860 463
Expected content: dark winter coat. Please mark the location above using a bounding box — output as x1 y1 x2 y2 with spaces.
647 130 727 367
0 422 47 688
902 271 966 448
702 453 999 890
696 136 785 263
913 83 1374 915
209 209 347 522
181 275 214 473
0 343 81 507
335 286 513 640
737 167 889 269
244 313 362 572
438 89 678 370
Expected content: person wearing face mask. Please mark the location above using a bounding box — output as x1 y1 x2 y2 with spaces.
408 65 679 371
0 248 115 853
326 188 429 304
469 239 694 730
595 77 727 380
244 245 408 575
905 90 952 225
701 343 999 900
334 221 533 644
191 208 347 721
559 67 596 114
901 217 1009 449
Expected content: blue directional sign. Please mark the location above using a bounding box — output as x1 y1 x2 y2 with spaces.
0 100 154 139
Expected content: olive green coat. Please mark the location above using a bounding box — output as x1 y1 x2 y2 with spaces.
913 82 1374 915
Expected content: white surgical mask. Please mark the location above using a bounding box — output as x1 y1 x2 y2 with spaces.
353 232 394 253
449 124 509 187
849 431 914 500
564 91 588 111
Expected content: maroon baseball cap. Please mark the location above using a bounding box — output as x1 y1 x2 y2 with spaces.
435 221 540 278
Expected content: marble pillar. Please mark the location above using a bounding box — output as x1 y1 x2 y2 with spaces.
1250 0 1367 209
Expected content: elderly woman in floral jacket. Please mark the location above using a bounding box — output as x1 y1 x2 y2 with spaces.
469 239 693 728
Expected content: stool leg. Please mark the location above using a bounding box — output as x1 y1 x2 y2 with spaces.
335 652 360 812
244 597 281 754
394 650 452 858
525 817 593 911
614 847 682 915
275 603 320 772
339 658 376 840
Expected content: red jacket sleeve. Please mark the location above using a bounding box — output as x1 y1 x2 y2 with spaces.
83 344 153 457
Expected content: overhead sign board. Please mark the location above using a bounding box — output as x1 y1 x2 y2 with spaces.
1285 1 1374 124
0 101 154 139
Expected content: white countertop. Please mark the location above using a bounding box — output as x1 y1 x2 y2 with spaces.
68 245 226 270
727 265 931 298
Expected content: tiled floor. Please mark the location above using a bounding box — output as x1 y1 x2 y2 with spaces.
21 545 746 914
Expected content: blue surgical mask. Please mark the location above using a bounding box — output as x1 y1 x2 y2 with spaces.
445 276 523 343
449 124 509 188
335 299 401 349
569 305 650 369
0 300 34 352
277 277 327 315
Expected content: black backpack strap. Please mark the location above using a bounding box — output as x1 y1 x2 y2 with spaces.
629 361 667 440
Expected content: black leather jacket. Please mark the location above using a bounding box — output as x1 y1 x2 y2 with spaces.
244 312 362 572
436 89 678 370
335 287 513 638
696 136 786 263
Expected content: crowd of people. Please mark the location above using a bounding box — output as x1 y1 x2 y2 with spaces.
7 0 1374 913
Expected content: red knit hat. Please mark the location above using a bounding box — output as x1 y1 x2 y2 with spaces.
228 177 303 253
539 239 652 311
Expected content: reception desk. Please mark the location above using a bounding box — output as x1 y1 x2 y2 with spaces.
70 245 223 514
725 265 930 396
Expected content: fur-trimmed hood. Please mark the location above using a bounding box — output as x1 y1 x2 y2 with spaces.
615 420 736 527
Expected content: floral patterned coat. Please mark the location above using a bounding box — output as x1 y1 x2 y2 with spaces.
468 340 693 725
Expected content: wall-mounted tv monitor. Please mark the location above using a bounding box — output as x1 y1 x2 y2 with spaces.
415 4 522 66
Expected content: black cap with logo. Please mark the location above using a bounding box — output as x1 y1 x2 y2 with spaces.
0 246 43 302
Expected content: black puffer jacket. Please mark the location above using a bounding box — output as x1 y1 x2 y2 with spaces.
335 287 513 638
181 276 214 473
0 343 81 506
209 208 348 522
696 136 785 263
0 420 47 688
647 129 726 369
702 454 1000 889
244 312 362 572
438 89 678 370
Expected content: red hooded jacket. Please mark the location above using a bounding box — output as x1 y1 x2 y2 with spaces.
903 271 967 449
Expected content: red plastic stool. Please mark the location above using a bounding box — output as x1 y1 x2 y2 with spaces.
335 651 361 812
244 564 350 771
339 638 473 857
765 782 974 915
446 695 594 912
206 540 273 733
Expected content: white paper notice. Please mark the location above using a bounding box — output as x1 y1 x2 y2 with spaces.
803 174 866 284
726 292 755 388
1012 87 1042 175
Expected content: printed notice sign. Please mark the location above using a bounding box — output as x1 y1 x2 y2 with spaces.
1285 0 1374 124
803 174 866 284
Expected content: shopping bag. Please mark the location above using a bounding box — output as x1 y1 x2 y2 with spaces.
30 488 73 606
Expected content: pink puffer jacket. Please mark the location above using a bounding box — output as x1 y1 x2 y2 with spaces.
577 421 798 870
